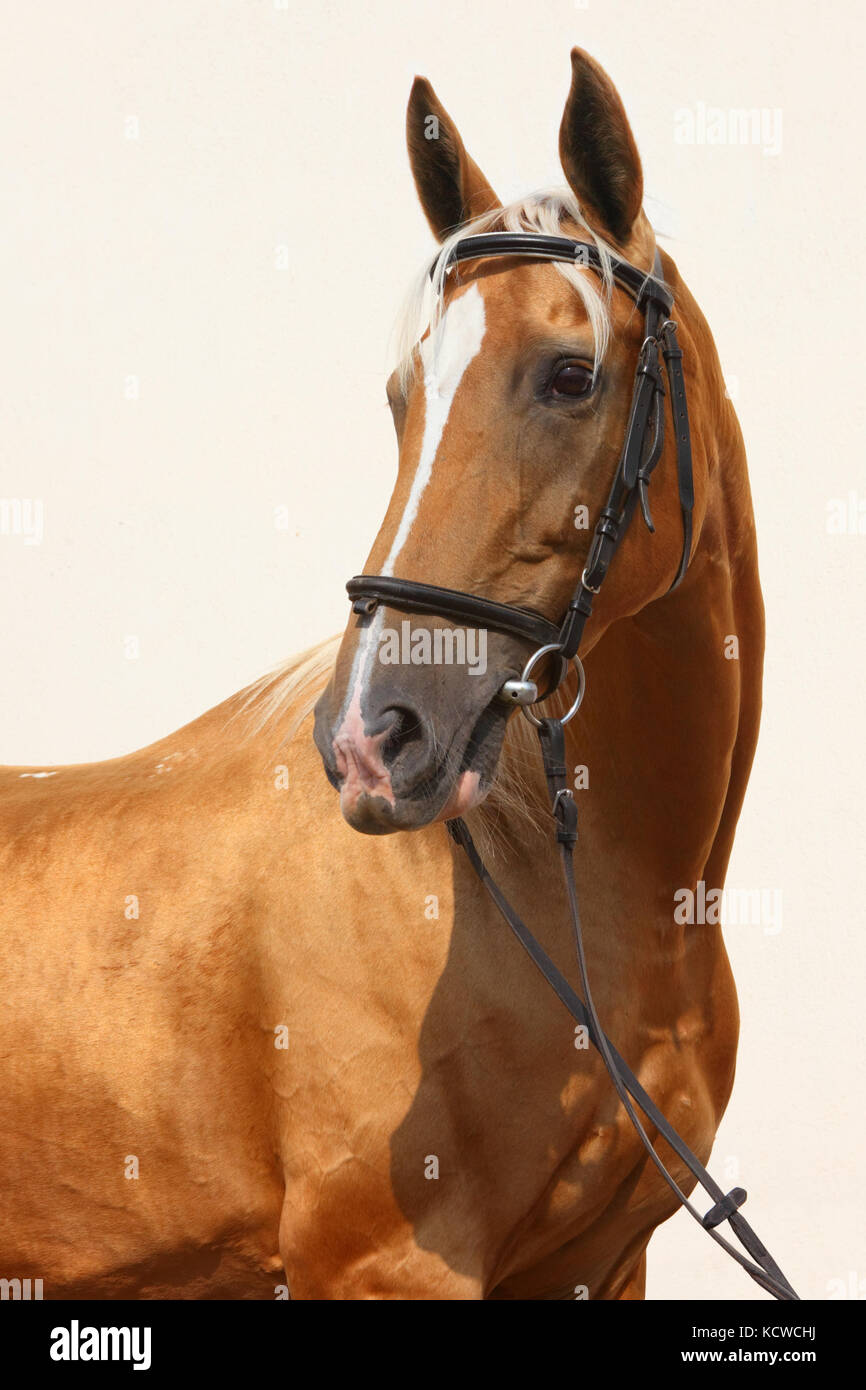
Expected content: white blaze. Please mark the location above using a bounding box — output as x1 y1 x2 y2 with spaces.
382 284 487 576
337 286 487 727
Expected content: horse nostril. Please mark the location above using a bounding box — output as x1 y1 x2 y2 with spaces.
380 706 425 767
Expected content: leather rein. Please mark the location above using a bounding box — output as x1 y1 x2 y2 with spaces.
345 232 798 1301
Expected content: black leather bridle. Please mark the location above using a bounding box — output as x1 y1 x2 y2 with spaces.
343 232 798 1300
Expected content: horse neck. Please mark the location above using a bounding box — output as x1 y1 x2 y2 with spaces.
492 413 761 898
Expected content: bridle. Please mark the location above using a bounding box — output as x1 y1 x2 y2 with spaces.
344 232 798 1300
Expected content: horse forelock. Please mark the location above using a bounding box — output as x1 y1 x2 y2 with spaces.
393 187 619 400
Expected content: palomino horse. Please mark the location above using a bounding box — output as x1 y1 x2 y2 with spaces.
1 50 779 1300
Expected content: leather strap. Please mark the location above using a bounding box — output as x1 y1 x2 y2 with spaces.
660 320 695 590
443 233 674 316
446 715 800 1302
557 252 690 658
346 575 560 651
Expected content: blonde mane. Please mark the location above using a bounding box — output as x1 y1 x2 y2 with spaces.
237 635 342 746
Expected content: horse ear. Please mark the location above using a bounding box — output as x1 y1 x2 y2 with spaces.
406 77 501 241
558 48 644 247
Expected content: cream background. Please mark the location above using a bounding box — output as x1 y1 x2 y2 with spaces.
1 0 863 1300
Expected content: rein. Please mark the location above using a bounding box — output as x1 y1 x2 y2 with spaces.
345 232 798 1300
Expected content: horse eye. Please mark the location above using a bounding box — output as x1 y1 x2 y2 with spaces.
548 362 595 399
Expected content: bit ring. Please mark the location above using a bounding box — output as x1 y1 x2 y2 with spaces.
518 644 586 728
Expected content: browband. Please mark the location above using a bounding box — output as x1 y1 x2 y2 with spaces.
441 232 675 315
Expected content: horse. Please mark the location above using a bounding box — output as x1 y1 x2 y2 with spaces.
0 48 770 1300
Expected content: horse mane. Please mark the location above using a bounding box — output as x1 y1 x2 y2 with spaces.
236 636 341 746
393 186 617 398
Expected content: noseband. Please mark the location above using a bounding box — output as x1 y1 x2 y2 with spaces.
342 232 798 1301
